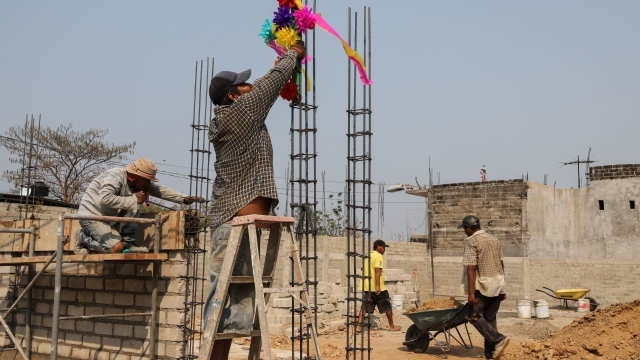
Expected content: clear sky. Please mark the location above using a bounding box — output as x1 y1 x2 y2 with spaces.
1 1 639 240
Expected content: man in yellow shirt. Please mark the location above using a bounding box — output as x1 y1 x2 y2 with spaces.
356 240 401 333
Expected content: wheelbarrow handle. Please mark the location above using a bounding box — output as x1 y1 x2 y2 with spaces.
536 288 557 299
542 286 555 292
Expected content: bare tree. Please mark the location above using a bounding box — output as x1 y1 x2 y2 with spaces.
0 123 135 203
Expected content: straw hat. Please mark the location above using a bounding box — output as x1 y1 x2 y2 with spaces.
125 158 158 182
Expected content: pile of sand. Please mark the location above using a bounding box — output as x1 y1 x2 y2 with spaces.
405 297 457 314
502 299 640 359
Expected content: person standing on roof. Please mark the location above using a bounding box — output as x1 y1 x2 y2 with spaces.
76 158 203 254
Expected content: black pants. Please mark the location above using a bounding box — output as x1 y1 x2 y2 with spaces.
467 290 505 358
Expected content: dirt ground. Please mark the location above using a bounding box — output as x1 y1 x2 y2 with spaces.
228 299 640 359
229 305 587 360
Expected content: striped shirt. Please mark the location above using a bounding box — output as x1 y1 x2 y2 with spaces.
462 230 505 297
208 50 298 229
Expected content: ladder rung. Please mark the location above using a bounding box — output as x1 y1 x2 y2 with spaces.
214 330 261 340
263 286 306 294
230 276 272 284
231 214 295 227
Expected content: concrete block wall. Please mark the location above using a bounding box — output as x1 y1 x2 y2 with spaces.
426 180 527 255
4 252 188 359
589 164 640 181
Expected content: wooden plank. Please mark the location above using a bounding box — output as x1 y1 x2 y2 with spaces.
247 223 271 360
215 330 261 340
0 253 168 265
231 215 295 227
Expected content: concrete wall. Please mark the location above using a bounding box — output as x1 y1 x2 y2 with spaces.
425 180 527 256
526 179 640 258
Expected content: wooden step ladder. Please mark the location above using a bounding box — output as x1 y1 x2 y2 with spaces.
199 214 321 360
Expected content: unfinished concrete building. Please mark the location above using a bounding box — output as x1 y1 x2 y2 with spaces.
407 164 640 306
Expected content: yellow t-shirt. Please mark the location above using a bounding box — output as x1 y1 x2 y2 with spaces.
359 250 386 292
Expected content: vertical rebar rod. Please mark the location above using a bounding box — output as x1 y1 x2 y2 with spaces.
150 216 160 360
25 225 36 358
345 8 353 359
51 213 65 360
18 115 28 221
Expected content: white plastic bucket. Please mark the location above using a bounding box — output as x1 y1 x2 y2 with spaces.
517 300 532 318
534 300 550 318
391 295 404 310
577 298 590 312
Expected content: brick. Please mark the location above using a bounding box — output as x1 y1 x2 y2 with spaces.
159 295 182 309
35 302 50 314
158 326 182 341
114 324 134 337
84 335 101 349
65 332 83 346
95 322 113 336
136 294 151 307
77 320 94 332
67 304 84 316
78 290 95 302
134 325 149 339
106 279 124 291
122 338 144 351
72 347 91 359
86 277 104 290
124 279 145 292
57 344 73 357
102 337 122 350
90 349 111 360
114 293 134 306
117 264 136 276
37 342 51 354
95 292 114 305
68 277 85 288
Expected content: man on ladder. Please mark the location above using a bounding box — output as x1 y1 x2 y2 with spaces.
204 41 307 359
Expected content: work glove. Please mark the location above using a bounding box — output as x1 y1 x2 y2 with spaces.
182 196 205 205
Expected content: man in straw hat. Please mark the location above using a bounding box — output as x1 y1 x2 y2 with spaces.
204 41 306 355
75 157 204 254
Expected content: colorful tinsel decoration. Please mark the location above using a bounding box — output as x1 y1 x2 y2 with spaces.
262 1 372 101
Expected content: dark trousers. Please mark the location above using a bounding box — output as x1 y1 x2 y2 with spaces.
467 290 505 358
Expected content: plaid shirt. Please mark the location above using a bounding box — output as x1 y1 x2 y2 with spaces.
208 50 298 229
462 230 505 297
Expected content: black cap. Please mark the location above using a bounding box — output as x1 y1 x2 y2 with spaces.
209 69 252 105
373 239 389 249
458 215 480 229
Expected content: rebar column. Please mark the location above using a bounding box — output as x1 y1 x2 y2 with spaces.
344 6 373 360
51 212 65 360
182 57 213 359
289 1 319 358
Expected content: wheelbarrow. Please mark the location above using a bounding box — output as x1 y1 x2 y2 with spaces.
535 286 598 311
402 303 473 354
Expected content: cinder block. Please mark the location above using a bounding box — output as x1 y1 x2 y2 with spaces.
37 342 52 354
72 347 91 359
77 320 94 333
96 292 114 305
94 322 113 336
159 327 182 341
90 349 112 360
122 338 144 352
57 344 73 357
134 325 149 339
115 324 134 337
105 279 124 291
86 278 104 290
114 293 134 306
68 277 85 289
77 290 95 303
35 302 50 314
102 336 122 352
159 295 182 309
124 279 145 292
136 294 152 307
164 342 184 358
67 304 84 316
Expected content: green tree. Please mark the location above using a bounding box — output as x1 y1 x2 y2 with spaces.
316 193 346 236
0 123 135 203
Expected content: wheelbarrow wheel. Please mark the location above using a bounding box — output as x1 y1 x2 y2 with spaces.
586 296 598 311
404 324 430 353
